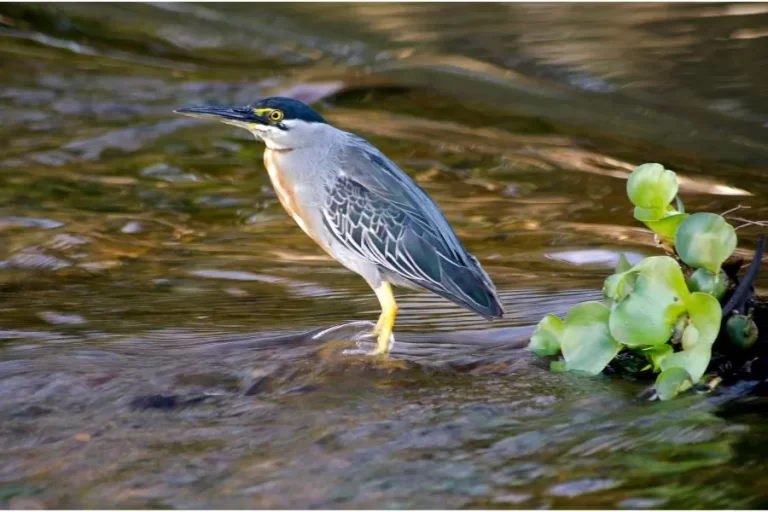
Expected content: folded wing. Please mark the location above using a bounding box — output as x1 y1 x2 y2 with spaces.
322 138 504 319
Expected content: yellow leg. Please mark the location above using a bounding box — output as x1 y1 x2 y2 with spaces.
372 282 398 356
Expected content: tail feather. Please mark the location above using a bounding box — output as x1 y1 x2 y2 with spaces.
393 228 504 319
426 257 505 320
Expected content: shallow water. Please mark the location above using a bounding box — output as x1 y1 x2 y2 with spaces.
1 2 768 508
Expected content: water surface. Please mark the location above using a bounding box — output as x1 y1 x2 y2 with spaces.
1 2 768 508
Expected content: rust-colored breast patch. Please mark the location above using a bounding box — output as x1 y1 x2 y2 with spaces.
263 149 320 245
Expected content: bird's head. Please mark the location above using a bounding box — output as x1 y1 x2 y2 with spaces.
175 97 328 150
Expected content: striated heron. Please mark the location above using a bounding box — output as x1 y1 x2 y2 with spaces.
175 97 504 357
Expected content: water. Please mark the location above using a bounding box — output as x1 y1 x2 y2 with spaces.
1 2 768 508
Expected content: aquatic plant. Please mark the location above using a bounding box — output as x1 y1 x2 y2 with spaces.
529 163 757 400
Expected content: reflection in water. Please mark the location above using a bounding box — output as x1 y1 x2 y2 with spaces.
311 320 394 356
1 2 768 508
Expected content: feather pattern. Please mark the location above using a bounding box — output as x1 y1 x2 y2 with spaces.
322 136 504 319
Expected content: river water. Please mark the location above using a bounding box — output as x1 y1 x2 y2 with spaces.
1 2 768 508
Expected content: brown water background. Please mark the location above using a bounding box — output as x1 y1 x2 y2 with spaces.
2 2 768 508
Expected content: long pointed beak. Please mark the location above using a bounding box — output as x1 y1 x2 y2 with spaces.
174 105 267 125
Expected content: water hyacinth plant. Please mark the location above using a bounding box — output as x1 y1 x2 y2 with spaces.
529 163 751 400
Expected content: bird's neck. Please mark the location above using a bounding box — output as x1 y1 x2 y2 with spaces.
263 139 296 151
265 146 295 154
248 129 297 151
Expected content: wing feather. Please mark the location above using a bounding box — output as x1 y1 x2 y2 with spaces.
322 138 504 319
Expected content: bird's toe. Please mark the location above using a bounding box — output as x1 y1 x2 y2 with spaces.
341 337 378 356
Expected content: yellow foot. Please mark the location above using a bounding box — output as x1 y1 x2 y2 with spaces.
310 321 394 358
341 329 395 357
317 282 399 358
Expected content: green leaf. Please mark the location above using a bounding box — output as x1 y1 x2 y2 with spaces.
603 269 638 304
627 163 679 210
643 344 673 372
529 314 564 356
615 253 632 273
609 257 689 347
561 302 622 375
685 292 722 348
687 268 728 300
634 206 668 222
656 367 693 400
660 343 712 383
674 212 737 273
634 256 691 299
654 292 720 379
603 254 639 305
643 213 688 245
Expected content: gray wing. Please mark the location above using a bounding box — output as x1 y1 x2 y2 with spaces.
322 137 504 319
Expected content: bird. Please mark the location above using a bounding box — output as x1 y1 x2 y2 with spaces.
175 97 504 357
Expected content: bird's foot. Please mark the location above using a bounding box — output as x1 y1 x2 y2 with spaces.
341 329 395 357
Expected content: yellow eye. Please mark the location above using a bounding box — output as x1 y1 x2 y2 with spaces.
269 110 284 122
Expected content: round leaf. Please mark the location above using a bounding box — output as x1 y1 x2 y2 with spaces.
660 343 712 383
610 278 686 346
685 291 722 349
609 257 689 347
675 213 737 273
529 314 563 356
687 268 728 300
627 163 679 210
633 256 691 299
561 302 622 375
656 367 693 401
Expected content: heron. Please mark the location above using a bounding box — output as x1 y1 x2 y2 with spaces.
175 97 504 357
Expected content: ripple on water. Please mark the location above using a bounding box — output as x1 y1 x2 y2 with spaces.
1 2 768 508
546 478 621 498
